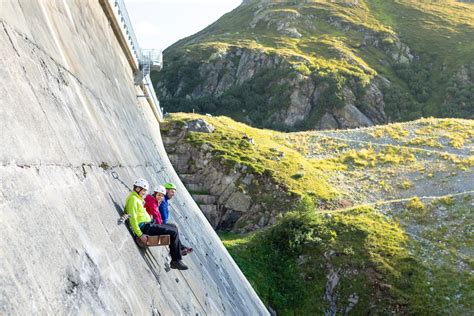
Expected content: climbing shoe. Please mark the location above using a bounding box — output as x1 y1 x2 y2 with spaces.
170 260 188 270
181 247 193 256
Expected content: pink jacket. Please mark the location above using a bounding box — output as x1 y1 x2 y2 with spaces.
144 195 163 224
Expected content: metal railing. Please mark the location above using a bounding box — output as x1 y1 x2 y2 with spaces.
112 0 141 65
142 49 163 71
143 74 164 118
135 49 163 84
111 0 163 120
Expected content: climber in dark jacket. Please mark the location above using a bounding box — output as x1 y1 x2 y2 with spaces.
126 179 188 270
159 182 177 224
158 182 193 255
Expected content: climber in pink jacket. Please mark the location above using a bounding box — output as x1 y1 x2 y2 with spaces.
144 185 193 256
144 187 164 224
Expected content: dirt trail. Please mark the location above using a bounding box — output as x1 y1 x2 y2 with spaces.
320 190 474 214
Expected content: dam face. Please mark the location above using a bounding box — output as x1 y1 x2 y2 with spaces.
0 1 267 314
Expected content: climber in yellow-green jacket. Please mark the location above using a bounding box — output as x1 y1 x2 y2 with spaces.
125 178 188 270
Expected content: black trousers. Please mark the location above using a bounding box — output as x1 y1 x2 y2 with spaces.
165 223 188 251
141 223 182 261
163 223 188 251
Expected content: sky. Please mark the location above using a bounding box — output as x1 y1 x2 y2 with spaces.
125 0 242 52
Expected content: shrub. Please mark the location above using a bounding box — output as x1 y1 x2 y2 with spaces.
435 196 455 206
406 197 425 212
440 64 474 118
393 63 432 103
399 180 413 189
295 63 311 76
221 202 430 314
382 85 423 121
405 197 428 222
291 170 305 180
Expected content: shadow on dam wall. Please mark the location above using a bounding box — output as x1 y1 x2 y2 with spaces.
0 1 268 314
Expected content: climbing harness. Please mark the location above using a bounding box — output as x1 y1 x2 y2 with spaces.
118 213 130 224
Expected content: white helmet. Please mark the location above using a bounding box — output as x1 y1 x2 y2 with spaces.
153 185 166 195
133 178 149 190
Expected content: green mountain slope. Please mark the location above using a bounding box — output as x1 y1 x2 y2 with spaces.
162 113 474 314
154 0 474 131
221 195 473 314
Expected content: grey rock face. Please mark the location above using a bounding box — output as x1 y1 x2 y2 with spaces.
283 77 315 126
225 191 252 211
157 1 419 131
159 42 390 130
186 118 215 133
319 113 339 130
360 81 387 124
162 122 300 232
391 38 414 64
333 104 374 128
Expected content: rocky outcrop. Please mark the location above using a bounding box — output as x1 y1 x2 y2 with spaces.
317 81 389 129
186 118 215 133
158 43 393 130
156 0 474 128
162 120 300 232
155 0 419 131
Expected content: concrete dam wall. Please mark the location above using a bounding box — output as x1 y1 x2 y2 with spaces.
0 1 267 314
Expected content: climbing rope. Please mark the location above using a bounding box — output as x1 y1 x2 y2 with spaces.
177 269 208 315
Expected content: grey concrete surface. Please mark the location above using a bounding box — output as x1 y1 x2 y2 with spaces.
0 1 268 315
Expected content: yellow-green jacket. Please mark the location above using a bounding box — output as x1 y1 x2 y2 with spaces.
125 191 151 237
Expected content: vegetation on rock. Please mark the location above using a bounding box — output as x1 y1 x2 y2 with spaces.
155 0 474 131
164 113 473 314
221 194 473 315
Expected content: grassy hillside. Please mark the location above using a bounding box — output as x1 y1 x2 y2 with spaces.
221 194 473 314
165 112 474 314
155 0 474 129
366 0 474 115
168 113 473 207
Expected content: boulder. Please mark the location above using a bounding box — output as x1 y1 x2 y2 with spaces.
319 113 339 130
186 119 215 133
334 104 374 128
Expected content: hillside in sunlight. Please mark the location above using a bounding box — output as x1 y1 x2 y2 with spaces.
162 112 474 314
155 0 474 131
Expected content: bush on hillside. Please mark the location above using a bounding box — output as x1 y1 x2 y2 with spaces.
223 197 430 314
440 63 474 118
382 85 423 121
394 63 432 103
